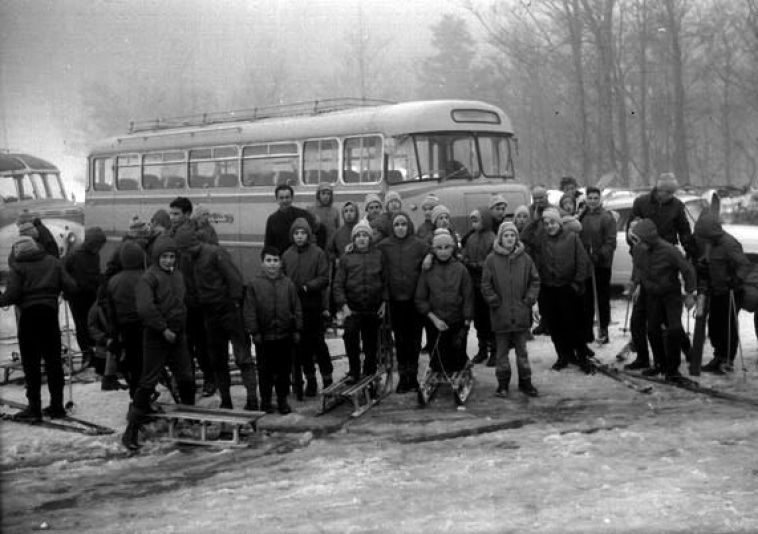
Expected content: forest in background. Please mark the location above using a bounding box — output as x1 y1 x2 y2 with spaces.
78 0 758 189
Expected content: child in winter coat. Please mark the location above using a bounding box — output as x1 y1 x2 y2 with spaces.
461 208 496 365
123 235 195 451
416 193 440 241
106 241 146 397
0 237 77 422
415 229 474 374
328 201 359 265
282 217 332 398
333 220 387 383
88 286 128 391
244 246 302 414
481 222 540 397
631 219 697 379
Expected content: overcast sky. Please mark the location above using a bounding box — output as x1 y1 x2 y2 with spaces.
0 0 470 197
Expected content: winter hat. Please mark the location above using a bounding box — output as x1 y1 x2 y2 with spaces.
12 236 39 256
351 219 373 240
431 205 451 225
119 241 146 270
174 227 200 250
656 173 679 193
290 217 312 239
192 205 210 220
16 210 36 225
317 182 334 193
541 207 562 225
421 193 440 209
384 190 402 207
84 226 107 250
128 215 150 236
634 218 658 244
17 221 38 238
488 194 508 210
151 235 178 263
497 221 519 242
514 205 530 219
531 186 548 199
150 209 171 230
364 193 383 210
432 228 455 248
559 175 578 190
694 211 724 240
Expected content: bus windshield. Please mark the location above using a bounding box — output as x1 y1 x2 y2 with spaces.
0 173 67 202
387 132 513 184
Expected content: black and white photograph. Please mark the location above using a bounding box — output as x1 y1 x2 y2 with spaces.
1 0 758 531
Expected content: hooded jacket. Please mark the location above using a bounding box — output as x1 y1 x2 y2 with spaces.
631 219 696 296
414 256 473 325
533 225 591 290
461 208 496 286
693 212 751 295
244 271 302 341
333 242 387 313
631 189 694 257
281 217 329 309
135 235 187 332
107 241 146 325
64 226 106 294
187 242 244 304
328 201 359 262
481 235 540 333
579 204 617 267
0 246 77 310
308 183 341 246
376 212 428 301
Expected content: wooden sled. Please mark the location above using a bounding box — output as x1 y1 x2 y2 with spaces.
151 404 265 448
418 360 475 408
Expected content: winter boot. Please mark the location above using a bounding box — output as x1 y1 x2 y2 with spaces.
518 379 539 397
624 358 650 370
495 371 511 398
260 396 275 414
240 364 259 410
322 373 333 389
177 381 196 406
13 404 42 423
101 375 129 391
596 328 609 345
42 404 67 419
702 358 726 375
277 397 292 415
219 389 233 409
551 356 569 371
304 374 318 397
641 366 662 377
121 421 141 451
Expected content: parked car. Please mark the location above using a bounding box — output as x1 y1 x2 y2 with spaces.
604 193 758 287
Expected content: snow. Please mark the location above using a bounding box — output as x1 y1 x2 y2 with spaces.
2 298 758 533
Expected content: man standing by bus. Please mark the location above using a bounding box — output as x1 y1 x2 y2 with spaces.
265 184 316 255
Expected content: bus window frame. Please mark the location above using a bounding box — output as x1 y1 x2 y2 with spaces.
92 156 114 192
343 134 383 185
241 142 300 188
188 145 241 189
142 150 187 190
116 153 142 191
302 137 340 185
474 133 514 179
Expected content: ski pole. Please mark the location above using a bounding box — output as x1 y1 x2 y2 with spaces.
729 290 748 382
63 299 75 411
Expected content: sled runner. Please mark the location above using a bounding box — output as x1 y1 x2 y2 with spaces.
0 397 115 436
318 315 394 417
152 403 266 448
417 359 475 407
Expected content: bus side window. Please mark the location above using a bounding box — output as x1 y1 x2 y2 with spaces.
218 173 239 187
166 176 186 189
118 178 138 191
143 174 163 190
93 157 114 191
344 136 382 184
303 139 338 185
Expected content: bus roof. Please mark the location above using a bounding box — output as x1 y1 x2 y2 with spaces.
89 100 514 156
0 153 59 176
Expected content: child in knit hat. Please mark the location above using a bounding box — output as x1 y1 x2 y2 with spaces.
416 193 440 240
414 227 474 376
481 221 540 397
333 219 387 383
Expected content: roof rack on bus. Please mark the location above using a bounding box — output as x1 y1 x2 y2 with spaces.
127 97 396 134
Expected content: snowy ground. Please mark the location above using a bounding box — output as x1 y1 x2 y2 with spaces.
2 298 758 533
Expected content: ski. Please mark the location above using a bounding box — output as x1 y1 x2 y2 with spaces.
688 294 709 376
588 358 653 394
618 371 758 407
0 397 115 435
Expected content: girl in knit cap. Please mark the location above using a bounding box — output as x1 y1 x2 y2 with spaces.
333 219 387 383
416 193 440 241
513 205 531 234
376 212 428 393
488 194 509 230
532 207 594 373
415 228 474 376
481 222 540 397
328 201 359 264
309 183 341 248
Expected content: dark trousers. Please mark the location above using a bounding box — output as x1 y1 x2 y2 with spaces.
204 301 253 394
293 307 321 389
187 306 211 384
708 292 739 363
68 291 96 353
646 292 684 376
630 295 650 363
429 322 468 373
389 300 422 384
495 330 530 381
18 305 64 409
540 285 585 361
343 313 380 378
473 286 493 349
583 267 612 340
133 328 194 414
120 321 143 398
256 338 293 404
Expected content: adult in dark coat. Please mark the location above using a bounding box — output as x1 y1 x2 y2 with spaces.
264 184 316 255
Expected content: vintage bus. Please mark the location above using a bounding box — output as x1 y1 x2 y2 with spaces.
85 98 531 279
0 152 84 281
